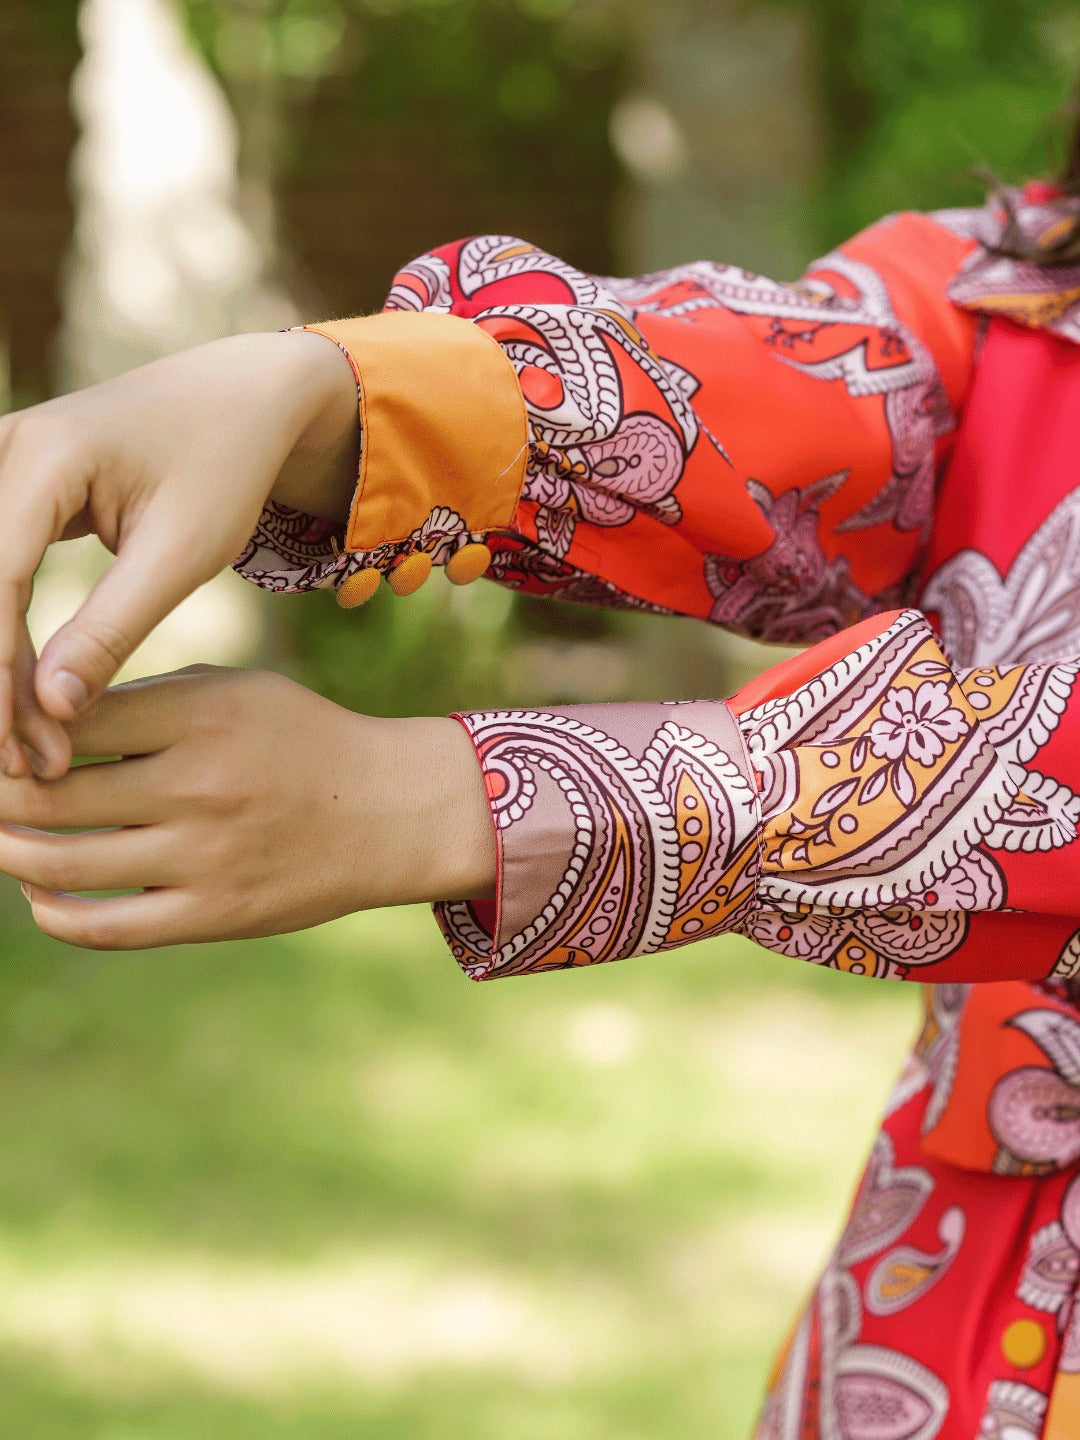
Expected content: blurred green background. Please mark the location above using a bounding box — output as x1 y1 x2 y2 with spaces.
0 1 1078 1435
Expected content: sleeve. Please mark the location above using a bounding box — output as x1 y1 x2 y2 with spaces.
234 210 979 644
435 607 1080 987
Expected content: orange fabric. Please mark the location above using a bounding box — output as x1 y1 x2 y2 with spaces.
303 312 528 551
1046 1373 1080 1440
920 982 1075 1172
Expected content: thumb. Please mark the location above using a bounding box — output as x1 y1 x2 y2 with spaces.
34 528 209 720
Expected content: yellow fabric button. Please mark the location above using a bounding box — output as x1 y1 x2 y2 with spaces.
336 567 381 609
445 542 492 586
387 551 432 596
1002 1319 1047 1369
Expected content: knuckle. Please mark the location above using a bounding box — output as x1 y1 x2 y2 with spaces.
79 615 133 673
21 782 57 829
6 409 81 478
34 841 78 893
183 763 240 818
1 782 46 828
80 920 125 951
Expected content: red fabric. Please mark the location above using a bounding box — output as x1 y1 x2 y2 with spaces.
236 188 1080 1436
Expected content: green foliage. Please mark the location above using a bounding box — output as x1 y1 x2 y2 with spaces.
180 0 622 195
0 891 915 1436
793 0 1080 241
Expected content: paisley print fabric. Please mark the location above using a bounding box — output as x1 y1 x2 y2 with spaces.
235 186 1080 1435
437 606 1080 987
757 1081 1076 1440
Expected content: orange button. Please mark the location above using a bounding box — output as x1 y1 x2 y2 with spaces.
336 567 381 608
1002 1318 1047 1369
387 551 432 596
445 542 492 586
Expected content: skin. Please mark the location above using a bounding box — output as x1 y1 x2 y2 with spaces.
0 332 497 945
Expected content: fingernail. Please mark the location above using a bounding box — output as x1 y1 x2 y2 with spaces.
19 882 30 902
26 748 48 779
53 670 89 714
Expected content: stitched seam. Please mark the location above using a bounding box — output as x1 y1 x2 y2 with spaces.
449 712 504 976
727 701 765 924
468 314 531 520
301 325 369 535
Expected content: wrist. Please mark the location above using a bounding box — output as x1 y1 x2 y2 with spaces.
366 716 497 908
265 329 361 523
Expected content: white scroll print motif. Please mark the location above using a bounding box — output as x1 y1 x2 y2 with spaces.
924 489 1080 866
436 709 759 979
417 236 702 562
977 1381 1048 1440
924 489 1080 670
605 246 952 543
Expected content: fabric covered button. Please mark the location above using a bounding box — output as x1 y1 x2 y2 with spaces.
387 551 433 596
336 567 381 609
1001 1318 1047 1369
445 542 492 586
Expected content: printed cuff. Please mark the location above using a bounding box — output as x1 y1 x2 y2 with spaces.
435 608 1080 987
433 699 760 980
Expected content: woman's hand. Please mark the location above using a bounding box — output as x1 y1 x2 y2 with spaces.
0 329 360 780
0 667 496 950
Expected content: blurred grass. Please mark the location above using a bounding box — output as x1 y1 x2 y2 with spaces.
0 886 918 1438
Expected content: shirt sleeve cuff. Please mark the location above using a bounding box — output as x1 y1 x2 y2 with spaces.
234 313 530 600
432 699 760 980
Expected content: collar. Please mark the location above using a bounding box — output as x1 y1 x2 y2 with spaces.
942 187 1080 344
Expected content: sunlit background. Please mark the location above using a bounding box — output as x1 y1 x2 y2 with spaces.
1 2 1078 1434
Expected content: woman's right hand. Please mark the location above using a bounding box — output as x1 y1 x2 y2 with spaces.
0 328 360 779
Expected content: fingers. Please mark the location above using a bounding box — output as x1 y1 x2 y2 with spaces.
0 416 88 742
0 822 173 894
35 514 207 722
0 580 30 758
21 886 194 951
66 673 196 758
0 757 158 830
11 618 71 780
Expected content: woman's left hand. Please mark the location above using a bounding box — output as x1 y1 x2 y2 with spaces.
0 667 496 949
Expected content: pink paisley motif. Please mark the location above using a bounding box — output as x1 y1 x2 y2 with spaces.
839 1135 934 1267
865 1206 965 1317
529 412 686 558
580 413 686 509
705 471 874 644
989 1009 1080 1169
989 1067 1080 1169
833 1352 947 1440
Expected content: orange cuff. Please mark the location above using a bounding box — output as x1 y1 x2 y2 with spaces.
303 312 529 553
